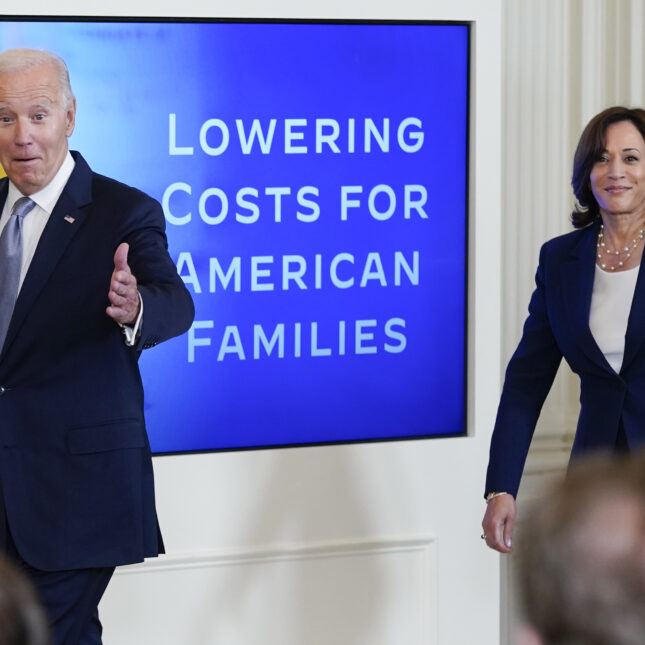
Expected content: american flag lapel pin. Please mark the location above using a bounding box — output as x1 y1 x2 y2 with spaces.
64 215 75 224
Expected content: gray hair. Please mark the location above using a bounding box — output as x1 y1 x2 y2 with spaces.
0 48 75 110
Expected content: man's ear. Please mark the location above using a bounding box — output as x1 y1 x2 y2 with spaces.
65 97 77 137
516 624 543 645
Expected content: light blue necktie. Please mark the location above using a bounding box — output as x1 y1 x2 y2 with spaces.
0 197 36 352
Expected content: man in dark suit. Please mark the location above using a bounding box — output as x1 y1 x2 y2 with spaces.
0 48 194 643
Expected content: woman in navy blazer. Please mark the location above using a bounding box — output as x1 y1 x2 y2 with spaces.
482 106 645 553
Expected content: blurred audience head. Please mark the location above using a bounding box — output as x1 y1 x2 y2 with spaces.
0 557 49 645
517 453 645 645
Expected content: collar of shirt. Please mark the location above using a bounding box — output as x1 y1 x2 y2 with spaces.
3 151 76 219
1 151 76 288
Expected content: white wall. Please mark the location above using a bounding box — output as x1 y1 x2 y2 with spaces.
8 2 503 643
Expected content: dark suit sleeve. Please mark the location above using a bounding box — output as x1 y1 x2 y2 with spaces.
117 194 194 352
485 243 563 498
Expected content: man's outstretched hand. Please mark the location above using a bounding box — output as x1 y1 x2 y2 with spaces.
106 243 140 325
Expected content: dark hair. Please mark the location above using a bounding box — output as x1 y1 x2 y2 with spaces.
571 106 645 228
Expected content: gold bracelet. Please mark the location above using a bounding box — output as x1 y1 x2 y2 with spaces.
486 491 509 503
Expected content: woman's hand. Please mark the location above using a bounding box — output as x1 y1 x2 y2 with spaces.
482 494 517 553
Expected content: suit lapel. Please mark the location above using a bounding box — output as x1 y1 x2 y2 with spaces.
1 153 93 357
0 180 8 216
560 222 613 372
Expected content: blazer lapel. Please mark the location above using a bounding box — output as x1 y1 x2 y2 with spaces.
1 154 92 357
560 222 613 373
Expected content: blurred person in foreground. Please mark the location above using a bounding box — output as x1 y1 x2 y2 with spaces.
483 106 645 552
516 454 645 645
0 557 49 645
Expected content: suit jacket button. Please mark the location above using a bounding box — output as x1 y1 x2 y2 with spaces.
0 386 6 395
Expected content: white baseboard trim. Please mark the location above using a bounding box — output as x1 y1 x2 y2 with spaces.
115 535 437 576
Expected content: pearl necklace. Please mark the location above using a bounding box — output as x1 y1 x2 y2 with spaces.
597 224 645 270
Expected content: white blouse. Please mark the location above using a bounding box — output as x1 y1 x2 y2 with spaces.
589 264 640 373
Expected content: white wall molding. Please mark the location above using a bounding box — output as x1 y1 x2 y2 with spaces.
114 535 437 575
522 434 573 478
630 0 645 102
103 536 439 644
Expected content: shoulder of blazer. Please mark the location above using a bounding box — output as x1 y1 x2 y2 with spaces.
540 221 599 264
67 152 160 220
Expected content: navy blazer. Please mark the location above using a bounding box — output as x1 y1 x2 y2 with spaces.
0 152 194 571
486 220 645 498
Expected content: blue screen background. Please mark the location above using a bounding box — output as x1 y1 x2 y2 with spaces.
0 21 469 452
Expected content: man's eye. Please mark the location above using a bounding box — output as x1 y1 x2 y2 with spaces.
33 114 45 121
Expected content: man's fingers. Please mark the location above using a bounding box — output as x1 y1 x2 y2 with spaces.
107 243 139 325
113 242 130 272
109 289 129 307
110 242 137 299
110 273 136 296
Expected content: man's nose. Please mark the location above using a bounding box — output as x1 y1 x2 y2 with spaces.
13 118 32 145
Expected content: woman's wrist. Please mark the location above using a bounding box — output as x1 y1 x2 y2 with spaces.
485 491 510 503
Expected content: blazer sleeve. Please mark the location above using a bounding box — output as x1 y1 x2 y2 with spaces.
485 242 563 498
118 193 194 351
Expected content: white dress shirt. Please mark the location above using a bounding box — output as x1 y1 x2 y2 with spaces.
0 152 75 289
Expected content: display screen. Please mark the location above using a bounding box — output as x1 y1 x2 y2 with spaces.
0 18 470 452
